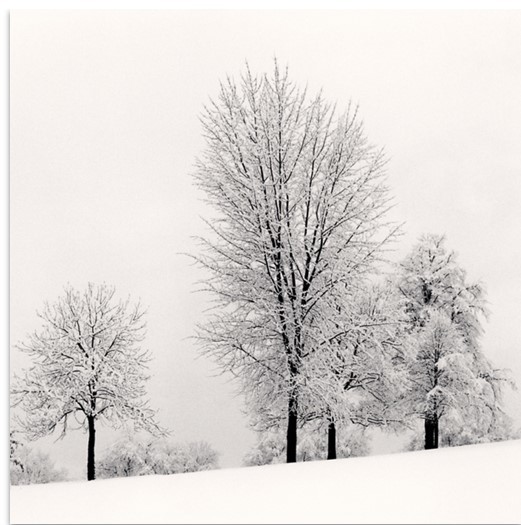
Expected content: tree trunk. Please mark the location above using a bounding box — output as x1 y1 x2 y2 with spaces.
327 419 337 460
87 415 96 481
424 416 439 449
286 392 298 463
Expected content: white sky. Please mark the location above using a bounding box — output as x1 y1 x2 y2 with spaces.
10 9 521 479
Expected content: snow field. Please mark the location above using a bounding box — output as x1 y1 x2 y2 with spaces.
10 439 521 524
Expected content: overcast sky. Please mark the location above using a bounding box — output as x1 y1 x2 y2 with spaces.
10 9 521 478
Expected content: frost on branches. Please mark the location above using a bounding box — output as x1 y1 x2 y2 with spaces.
398 234 515 449
193 61 399 462
11 283 163 480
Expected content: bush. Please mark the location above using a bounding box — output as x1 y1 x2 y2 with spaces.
98 438 219 479
10 445 68 485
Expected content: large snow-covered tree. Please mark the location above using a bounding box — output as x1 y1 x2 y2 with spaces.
11 283 162 480
397 234 513 449
193 62 396 462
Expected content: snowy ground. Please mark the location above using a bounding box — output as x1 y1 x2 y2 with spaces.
10 439 521 524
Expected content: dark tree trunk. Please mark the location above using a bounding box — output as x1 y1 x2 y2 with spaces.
87 415 96 481
424 416 439 449
327 420 337 460
286 392 298 463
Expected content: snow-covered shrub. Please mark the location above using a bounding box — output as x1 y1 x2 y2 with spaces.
10 445 68 485
144 440 219 475
98 438 219 479
97 439 152 478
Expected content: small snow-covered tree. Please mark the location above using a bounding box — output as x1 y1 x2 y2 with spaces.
398 234 513 449
302 281 408 459
11 284 162 480
181 441 220 473
194 61 396 462
146 440 219 475
97 438 151 478
98 439 219 479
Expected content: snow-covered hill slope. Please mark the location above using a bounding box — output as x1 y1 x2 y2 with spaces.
10 439 521 524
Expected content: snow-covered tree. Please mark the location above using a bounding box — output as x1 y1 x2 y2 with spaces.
146 440 219 475
301 281 409 459
398 234 513 448
193 61 397 462
180 441 220 473
98 438 219 479
97 438 151 478
11 284 163 480
245 281 408 460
